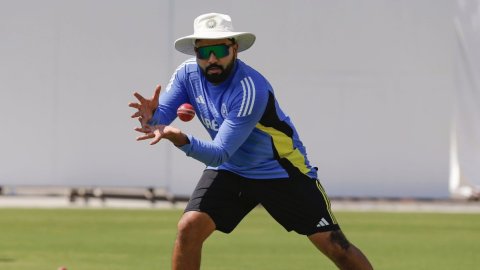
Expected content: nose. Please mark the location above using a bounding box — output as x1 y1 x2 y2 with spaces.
207 52 218 63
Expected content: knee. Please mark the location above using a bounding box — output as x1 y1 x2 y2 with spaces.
176 214 199 242
177 214 196 237
176 211 215 245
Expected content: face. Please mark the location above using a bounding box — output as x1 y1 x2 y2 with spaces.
195 38 238 84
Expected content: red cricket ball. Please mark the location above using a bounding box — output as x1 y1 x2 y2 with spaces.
177 103 195 122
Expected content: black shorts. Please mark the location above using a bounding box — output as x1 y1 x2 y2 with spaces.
185 169 340 235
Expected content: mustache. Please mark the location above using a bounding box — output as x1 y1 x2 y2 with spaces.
206 64 224 72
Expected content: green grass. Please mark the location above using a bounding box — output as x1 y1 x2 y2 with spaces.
0 208 479 270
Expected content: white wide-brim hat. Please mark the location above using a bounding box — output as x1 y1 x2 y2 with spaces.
174 13 256 56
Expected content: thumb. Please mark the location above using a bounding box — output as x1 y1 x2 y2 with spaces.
153 85 161 104
150 129 163 145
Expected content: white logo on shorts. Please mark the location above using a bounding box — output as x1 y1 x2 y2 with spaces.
316 217 330 227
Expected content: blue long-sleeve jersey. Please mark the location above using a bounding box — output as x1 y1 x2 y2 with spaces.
150 58 317 179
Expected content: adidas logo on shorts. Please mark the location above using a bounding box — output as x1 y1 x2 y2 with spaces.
316 217 330 227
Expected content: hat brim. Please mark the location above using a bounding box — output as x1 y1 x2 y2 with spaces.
174 32 256 55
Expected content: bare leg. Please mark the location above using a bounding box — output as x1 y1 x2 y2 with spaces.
308 230 373 270
172 211 216 270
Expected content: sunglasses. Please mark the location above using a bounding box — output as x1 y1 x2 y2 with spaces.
194 44 233 60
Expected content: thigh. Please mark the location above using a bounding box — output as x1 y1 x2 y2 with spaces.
185 169 259 233
257 174 340 235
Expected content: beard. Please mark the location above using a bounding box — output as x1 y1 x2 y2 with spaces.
202 58 235 84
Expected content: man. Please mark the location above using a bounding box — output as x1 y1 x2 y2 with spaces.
130 13 373 270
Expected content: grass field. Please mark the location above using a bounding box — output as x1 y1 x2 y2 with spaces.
0 207 479 270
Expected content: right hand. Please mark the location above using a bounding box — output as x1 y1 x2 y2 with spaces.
128 85 161 128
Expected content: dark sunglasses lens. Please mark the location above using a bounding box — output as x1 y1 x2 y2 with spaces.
197 44 230 59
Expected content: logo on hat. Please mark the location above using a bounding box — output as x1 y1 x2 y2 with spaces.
206 19 216 29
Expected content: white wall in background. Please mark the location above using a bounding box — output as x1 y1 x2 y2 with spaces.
0 0 453 198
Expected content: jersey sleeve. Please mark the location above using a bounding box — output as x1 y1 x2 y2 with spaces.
149 60 194 126
178 76 269 166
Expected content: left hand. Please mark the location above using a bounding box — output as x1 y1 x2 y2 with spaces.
135 125 188 146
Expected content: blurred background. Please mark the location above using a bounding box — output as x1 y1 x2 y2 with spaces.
0 0 479 203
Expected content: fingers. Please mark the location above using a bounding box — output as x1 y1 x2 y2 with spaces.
133 92 147 103
136 133 155 141
153 85 161 101
131 85 162 144
134 126 151 133
150 129 162 145
135 129 162 145
131 108 154 122
128 102 141 109
131 110 143 118
150 137 161 145
132 84 161 104
135 125 162 145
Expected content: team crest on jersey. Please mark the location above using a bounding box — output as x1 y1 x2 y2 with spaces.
196 95 206 104
221 103 228 118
